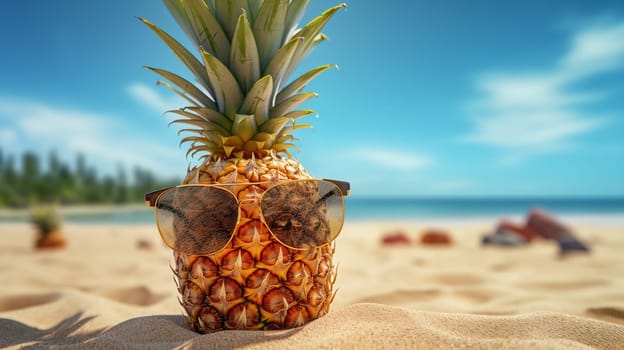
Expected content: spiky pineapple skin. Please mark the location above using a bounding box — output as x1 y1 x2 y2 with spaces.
174 153 336 332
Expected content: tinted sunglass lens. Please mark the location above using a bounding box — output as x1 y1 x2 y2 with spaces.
261 180 344 248
155 186 238 255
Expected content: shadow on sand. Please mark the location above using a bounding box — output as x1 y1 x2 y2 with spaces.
1 312 303 349
0 312 102 349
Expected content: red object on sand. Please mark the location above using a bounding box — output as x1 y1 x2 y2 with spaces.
420 229 453 245
526 208 571 240
497 220 536 241
381 231 411 246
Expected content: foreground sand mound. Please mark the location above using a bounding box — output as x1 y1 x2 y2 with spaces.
2 302 623 349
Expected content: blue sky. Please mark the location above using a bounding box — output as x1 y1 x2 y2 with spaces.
1 1 623 197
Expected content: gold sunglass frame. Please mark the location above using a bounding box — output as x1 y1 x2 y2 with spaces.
145 178 350 255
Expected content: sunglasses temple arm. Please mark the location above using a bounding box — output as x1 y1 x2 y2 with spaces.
323 179 350 196
145 194 156 207
144 187 175 207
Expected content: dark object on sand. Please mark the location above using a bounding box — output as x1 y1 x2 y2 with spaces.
420 229 453 245
497 220 536 242
482 209 590 254
381 230 411 246
556 234 590 255
482 230 528 247
482 220 532 247
527 209 590 255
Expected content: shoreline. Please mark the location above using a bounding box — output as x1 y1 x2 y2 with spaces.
345 213 624 230
2 213 624 229
1 202 623 227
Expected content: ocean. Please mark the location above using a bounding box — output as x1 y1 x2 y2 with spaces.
2 197 623 224
345 197 624 220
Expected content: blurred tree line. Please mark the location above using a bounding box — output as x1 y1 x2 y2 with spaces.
0 149 178 208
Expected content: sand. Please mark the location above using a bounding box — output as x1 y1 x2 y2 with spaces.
1 216 624 349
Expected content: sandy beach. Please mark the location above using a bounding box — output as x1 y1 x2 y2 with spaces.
1 216 624 349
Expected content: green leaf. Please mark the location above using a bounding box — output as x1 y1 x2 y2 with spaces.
279 122 312 136
198 142 220 152
180 135 211 146
263 37 301 102
283 0 310 42
270 92 317 118
145 66 217 109
155 80 199 107
309 33 329 55
232 114 258 142
260 116 291 134
230 12 260 93
179 132 222 147
221 135 245 148
176 128 202 136
183 107 233 130
200 49 243 117
186 143 219 159
253 131 276 147
205 0 216 14
170 118 206 129
246 0 262 23
163 0 199 48
273 142 297 156
240 75 273 126
282 109 315 120
185 0 231 65
277 134 296 143
276 64 335 103
284 3 346 82
168 110 231 136
252 0 288 70
215 0 250 40
139 17 213 95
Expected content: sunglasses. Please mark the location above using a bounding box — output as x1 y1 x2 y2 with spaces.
145 179 350 256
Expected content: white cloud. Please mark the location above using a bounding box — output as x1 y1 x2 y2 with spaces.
561 21 624 78
127 82 185 113
350 147 432 170
466 110 602 149
465 18 623 161
473 74 605 110
0 96 184 178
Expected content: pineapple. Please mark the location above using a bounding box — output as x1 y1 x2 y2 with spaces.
30 204 67 249
141 0 346 331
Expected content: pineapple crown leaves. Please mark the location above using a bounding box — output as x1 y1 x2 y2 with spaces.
30 204 62 235
140 0 346 159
